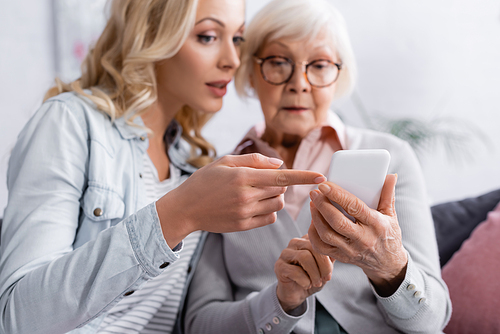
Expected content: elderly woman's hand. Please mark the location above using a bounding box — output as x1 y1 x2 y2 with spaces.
274 235 334 314
308 174 408 297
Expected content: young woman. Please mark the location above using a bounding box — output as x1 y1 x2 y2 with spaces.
185 0 451 333
0 0 326 333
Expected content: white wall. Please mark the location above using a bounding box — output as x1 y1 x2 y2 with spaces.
327 0 500 204
0 0 55 214
1 0 500 214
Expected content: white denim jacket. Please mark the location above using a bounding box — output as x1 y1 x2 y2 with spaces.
0 92 204 334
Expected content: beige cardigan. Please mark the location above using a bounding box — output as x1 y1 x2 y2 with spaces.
185 124 451 334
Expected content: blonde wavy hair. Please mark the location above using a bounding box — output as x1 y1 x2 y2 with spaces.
44 0 215 167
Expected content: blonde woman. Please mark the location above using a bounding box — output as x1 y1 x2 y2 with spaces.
185 0 451 333
0 0 326 333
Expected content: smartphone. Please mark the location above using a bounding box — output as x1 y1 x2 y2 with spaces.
327 149 391 209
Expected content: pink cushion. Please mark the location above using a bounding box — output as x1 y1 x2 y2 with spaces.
442 202 500 334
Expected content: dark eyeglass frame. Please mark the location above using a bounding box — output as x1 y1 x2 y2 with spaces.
253 55 343 88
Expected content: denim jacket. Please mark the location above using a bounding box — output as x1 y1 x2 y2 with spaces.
0 92 205 334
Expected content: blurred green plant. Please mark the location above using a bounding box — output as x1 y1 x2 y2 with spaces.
337 90 492 164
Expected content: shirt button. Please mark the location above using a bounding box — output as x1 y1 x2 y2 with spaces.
272 316 280 324
139 173 143 178
419 297 427 304
406 284 416 291
93 208 103 217
413 291 422 298
265 323 272 331
258 329 264 334
139 136 146 141
124 290 135 296
159 262 170 269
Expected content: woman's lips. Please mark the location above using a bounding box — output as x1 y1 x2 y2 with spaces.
206 81 230 97
282 106 309 113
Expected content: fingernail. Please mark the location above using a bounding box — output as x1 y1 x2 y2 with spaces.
310 190 319 201
268 157 283 166
318 183 331 194
314 175 327 184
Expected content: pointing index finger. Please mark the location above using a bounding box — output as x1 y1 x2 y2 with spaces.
250 169 326 187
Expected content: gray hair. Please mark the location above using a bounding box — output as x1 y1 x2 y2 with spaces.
235 0 357 99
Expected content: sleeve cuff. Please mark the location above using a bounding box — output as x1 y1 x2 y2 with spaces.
248 282 307 333
124 202 181 277
372 252 428 319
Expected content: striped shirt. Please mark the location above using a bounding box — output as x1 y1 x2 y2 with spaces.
98 155 201 334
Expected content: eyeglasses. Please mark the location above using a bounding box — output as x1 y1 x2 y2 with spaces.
253 56 342 88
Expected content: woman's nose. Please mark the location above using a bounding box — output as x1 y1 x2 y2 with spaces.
286 63 311 93
218 40 241 71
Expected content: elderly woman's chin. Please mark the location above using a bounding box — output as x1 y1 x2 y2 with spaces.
271 123 313 140
267 111 326 139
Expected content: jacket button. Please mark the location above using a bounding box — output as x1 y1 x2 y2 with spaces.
159 262 170 269
124 290 135 296
93 208 103 217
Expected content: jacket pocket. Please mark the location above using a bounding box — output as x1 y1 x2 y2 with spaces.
81 185 125 222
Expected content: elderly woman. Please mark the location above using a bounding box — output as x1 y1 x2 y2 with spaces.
185 0 451 333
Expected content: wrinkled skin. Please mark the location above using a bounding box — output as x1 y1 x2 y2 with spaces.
308 174 408 296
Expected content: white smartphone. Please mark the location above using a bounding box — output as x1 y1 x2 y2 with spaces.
327 149 391 209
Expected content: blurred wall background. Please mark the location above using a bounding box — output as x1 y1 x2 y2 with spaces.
1 0 499 214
